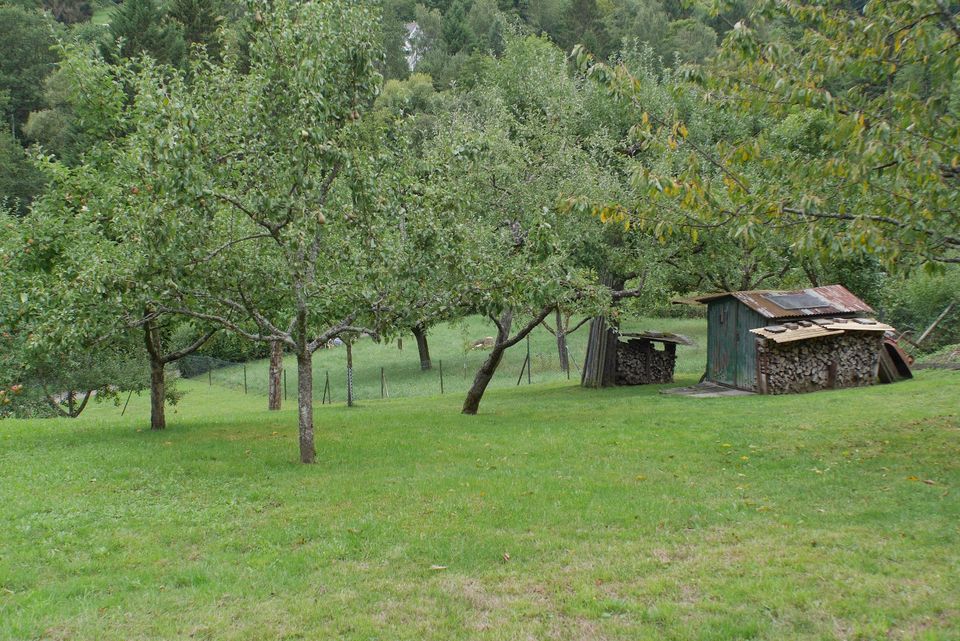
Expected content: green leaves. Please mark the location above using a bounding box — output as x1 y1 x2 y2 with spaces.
573 0 960 269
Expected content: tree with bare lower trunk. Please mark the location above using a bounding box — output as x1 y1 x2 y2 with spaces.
105 1 389 463
461 307 556 415
142 314 215 430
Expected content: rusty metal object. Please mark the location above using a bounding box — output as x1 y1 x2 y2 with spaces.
751 318 893 343
692 284 874 319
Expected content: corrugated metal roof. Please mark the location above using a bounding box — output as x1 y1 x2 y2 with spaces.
693 285 873 319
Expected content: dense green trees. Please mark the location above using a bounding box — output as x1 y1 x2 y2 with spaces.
381 0 734 85
100 0 186 67
0 130 45 214
575 0 959 268
0 5 62 126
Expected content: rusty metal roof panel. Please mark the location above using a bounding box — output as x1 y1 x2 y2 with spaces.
694 285 873 319
750 325 845 343
750 317 895 343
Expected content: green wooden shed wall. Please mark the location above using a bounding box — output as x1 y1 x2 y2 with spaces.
705 297 766 391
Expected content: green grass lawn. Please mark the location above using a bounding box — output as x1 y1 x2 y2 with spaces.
1 325 959 640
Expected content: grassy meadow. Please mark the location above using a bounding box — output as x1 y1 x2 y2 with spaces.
199 315 710 403
1 317 959 640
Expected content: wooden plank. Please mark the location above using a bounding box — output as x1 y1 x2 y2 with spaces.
736 307 762 390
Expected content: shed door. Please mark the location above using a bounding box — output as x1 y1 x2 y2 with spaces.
708 302 738 386
735 307 758 391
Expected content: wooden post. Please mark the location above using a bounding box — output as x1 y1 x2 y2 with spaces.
380 367 386 398
121 389 133 416
346 341 354 407
398 338 402 350
526 336 532 384
243 364 247 394
567 346 580 375
917 302 955 345
581 317 618 388
283 370 287 401
516 354 528 386
439 359 444 394
208 367 212 386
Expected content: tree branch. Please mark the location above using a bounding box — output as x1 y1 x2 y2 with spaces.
160 329 218 364
488 313 506 337
158 306 292 345
780 206 960 247
193 233 274 265
307 314 363 353
500 305 555 350
568 316 592 335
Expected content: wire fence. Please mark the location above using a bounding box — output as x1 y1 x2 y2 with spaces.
176 338 585 407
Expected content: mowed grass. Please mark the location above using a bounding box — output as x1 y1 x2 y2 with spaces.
1 334 959 639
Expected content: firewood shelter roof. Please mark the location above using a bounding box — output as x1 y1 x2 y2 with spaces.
750 318 895 343
616 330 695 346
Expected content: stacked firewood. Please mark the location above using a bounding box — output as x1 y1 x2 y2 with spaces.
757 333 883 394
616 339 676 385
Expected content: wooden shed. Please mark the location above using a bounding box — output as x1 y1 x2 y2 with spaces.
689 285 905 394
581 324 693 388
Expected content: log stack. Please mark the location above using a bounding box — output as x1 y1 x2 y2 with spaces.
616 339 677 385
756 333 882 394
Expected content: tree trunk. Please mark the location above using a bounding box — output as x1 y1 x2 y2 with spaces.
144 320 167 430
461 345 507 415
296 350 315 464
555 309 569 374
149 357 166 430
462 311 513 415
412 324 432 370
268 341 283 410
346 340 354 407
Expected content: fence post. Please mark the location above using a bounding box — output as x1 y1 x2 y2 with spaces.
346 341 354 407
567 346 581 375
120 389 133 416
283 370 287 401
439 359 444 394
243 364 247 394
526 335 532 384
208 367 211 386
516 354 528 386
